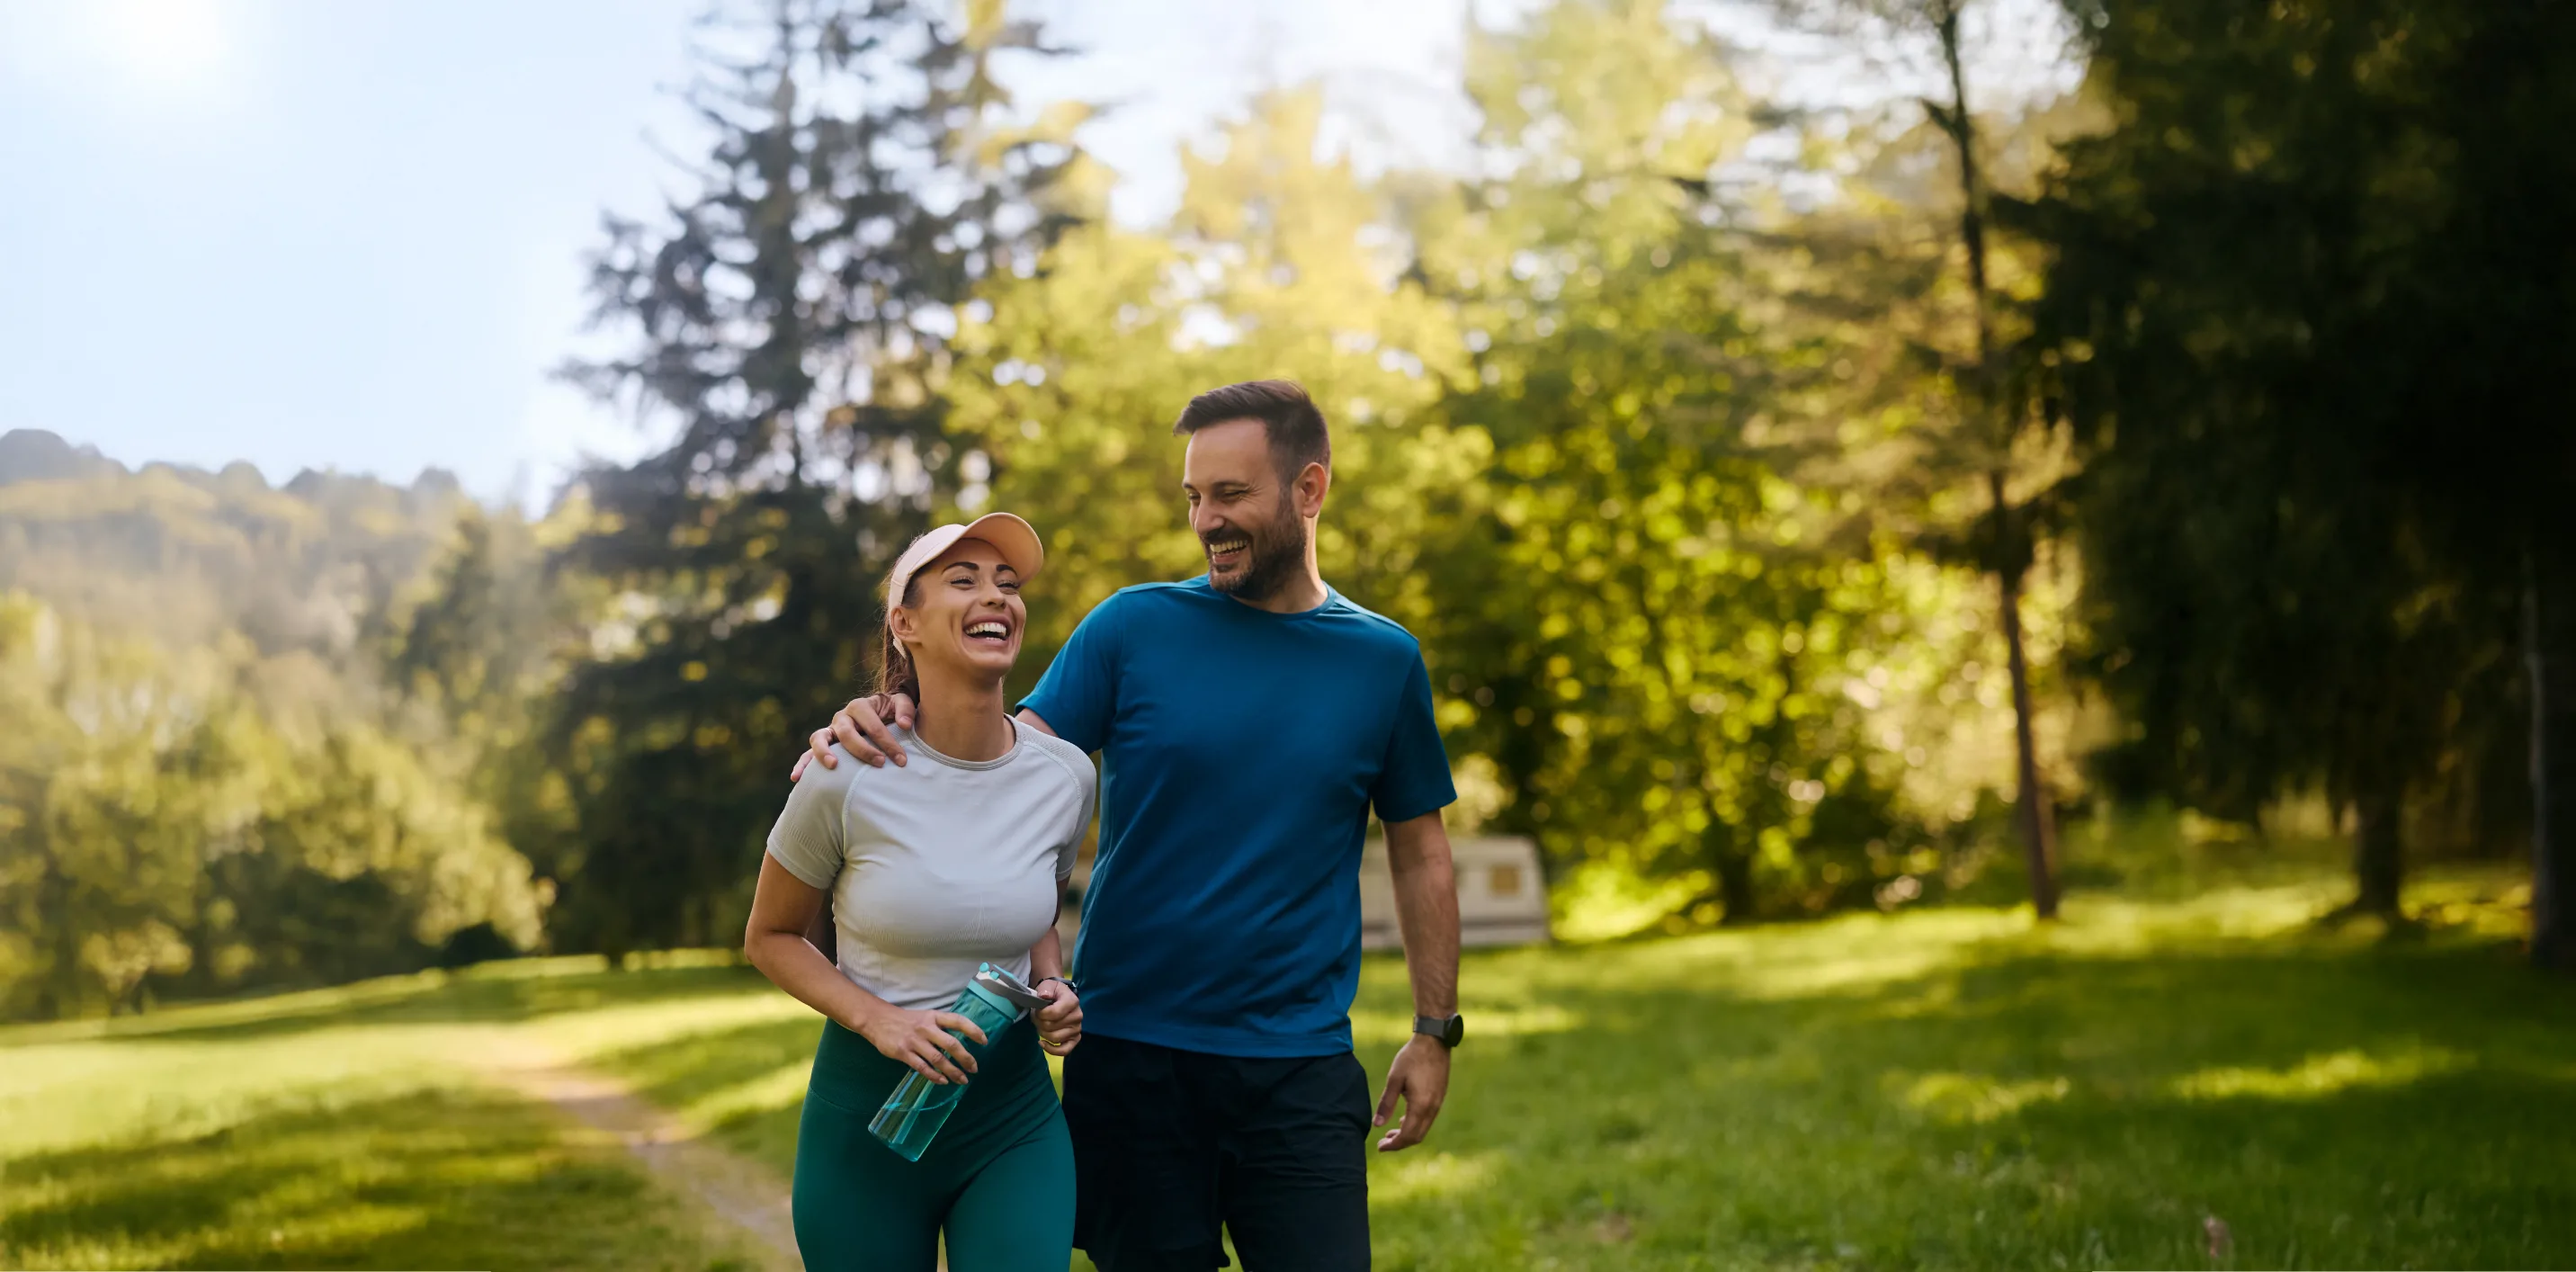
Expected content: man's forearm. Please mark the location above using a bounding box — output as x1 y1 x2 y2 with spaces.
1384 813 1460 1017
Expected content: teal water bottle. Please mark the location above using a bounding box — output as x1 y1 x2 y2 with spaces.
867 963 1051 1161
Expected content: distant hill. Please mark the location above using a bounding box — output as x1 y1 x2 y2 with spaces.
0 429 474 662
0 429 123 485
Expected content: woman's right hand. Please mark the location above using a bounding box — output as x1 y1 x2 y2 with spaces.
854 1003 986 1085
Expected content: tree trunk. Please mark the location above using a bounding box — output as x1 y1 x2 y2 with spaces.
1999 550 2061 919
2531 532 2576 970
1716 841 1760 927
26 789 84 1020
1701 819 1761 926
2348 788 2405 919
1934 4 2058 920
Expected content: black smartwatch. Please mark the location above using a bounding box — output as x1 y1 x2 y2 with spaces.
1413 1013 1465 1049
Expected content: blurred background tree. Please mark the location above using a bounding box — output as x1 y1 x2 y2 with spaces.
0 591 542 1018
1767 0 2089 920
1414 0 1920 921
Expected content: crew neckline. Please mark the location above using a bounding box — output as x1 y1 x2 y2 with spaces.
900 715 1023 770
1193 575 1345 620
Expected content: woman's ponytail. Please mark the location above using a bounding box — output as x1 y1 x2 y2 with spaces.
877 569 924 705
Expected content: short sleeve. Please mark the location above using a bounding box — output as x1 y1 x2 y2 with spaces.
1371 650 1457 824
765 748 854 890
1058 759 1096 883
1021 595 1123 753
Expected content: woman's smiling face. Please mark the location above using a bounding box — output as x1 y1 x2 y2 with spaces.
891 537 1025 681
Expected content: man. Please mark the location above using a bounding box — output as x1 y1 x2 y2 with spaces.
797 380 1462 1269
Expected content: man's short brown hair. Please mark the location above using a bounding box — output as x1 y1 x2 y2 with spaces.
1171 380 1331 483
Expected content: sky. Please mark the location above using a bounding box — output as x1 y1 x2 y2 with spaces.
0 0 2073 506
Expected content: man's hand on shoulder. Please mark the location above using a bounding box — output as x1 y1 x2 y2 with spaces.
789 693 917 779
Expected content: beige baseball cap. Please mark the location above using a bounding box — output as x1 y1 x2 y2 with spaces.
885 512 1045 611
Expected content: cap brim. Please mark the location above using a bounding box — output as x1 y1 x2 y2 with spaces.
887 512 1047 612
956 511 1044 585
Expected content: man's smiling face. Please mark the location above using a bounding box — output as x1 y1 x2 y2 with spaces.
1182 417 1308 601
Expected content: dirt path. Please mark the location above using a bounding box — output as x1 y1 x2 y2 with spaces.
474 1040 804 1272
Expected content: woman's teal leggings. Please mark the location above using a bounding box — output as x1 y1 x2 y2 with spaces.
792 1016 1072 1271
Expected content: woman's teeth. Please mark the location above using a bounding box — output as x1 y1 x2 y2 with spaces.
966 621 1009 640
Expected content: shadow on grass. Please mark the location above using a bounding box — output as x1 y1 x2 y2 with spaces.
0 1085 750 1272
1356 936 2576 1271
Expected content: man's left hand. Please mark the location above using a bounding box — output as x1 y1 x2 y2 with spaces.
1373 1035 1451 1151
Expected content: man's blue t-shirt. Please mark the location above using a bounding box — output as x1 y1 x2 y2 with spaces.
1021 577 1455 1058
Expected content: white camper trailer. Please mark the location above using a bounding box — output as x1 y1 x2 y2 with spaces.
1359 836 1550 951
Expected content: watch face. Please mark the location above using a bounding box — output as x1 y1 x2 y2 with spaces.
1443 1016 1465 1047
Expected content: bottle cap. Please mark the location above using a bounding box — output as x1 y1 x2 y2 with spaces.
971 963 1051 1013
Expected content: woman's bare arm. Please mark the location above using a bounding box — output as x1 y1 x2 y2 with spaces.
742 855 982 1083
1027 881 1083 1053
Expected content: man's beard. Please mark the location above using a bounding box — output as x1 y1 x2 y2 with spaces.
1206 498 1308 602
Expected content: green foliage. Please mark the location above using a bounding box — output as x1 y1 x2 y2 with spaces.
0 593 543 1018
0 437 577 1019
1409 0 2036 918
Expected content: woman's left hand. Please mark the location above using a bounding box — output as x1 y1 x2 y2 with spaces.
1034 978 1083 1055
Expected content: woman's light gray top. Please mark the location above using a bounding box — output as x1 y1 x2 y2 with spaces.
765 719 1096 1013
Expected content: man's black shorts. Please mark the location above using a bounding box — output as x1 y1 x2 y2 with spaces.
1062 1033 1372 1270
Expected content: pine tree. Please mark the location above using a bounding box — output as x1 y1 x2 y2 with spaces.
551 0 1078 956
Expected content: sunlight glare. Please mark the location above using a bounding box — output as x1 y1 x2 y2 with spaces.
85 0 233 94
2170 1046 2470 1102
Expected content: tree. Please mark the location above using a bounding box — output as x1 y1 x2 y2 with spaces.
1414 0 1940 920
2019 0 2564 929
1772 0 2076 918
551 0 1079 955
2376 0 2576 966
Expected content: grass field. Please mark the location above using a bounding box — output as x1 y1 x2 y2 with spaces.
0 972 772 1272
4 862 2572 1270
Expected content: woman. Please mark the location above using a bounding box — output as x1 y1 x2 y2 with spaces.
744 511 1092 1272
